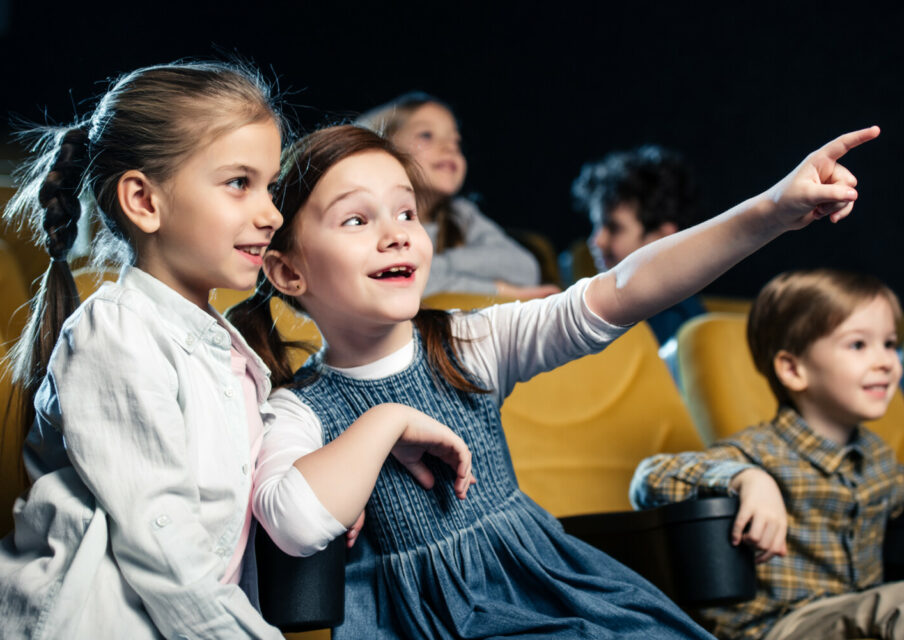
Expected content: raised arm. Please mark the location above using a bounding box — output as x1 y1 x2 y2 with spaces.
586 127 880 325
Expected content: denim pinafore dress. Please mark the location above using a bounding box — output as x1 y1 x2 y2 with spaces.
290 332 711 639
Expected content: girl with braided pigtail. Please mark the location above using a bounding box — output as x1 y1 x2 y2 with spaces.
0 62 474 639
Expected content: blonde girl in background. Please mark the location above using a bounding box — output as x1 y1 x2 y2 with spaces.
358 92 560 299
0 63 474 639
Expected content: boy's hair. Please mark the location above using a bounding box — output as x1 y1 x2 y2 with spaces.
747 269 902 406
3 60 282 442
355 92 465 252
227 124 490 396
572 145 700 233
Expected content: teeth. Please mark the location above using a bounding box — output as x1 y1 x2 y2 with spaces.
241 246 262 255
374 266 412 278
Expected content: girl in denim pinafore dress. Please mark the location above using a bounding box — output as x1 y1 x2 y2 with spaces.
233 123 877 639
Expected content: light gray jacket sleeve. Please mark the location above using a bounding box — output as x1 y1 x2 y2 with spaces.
423 198 541 296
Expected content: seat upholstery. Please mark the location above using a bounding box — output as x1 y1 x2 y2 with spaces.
677 312 904 460
1 336 26 536
501 321 704 516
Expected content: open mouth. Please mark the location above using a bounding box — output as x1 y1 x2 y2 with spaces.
369 265 415 280
864 382 890 396
433 160 459 173
236 245 266 265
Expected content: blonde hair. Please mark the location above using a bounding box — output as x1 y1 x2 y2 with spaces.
4 60 283 445
356 92 465 251
747 269 902 406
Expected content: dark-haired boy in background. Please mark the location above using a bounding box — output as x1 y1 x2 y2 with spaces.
572 145 705 346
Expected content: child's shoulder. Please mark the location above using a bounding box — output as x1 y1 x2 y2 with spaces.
713 420 795 462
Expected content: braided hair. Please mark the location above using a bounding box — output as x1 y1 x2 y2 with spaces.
3 61 283 449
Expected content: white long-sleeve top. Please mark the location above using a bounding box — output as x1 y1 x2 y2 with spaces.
0 267 282 640
254 278 628 557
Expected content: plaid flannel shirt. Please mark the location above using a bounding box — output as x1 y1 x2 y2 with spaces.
630 407 904 639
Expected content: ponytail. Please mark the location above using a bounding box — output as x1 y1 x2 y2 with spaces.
414 309 490 395
227 274 318 389
4 125 89 441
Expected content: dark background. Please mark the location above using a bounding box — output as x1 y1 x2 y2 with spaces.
2 1 901 297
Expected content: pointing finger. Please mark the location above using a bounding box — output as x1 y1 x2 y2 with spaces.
820 126 880 162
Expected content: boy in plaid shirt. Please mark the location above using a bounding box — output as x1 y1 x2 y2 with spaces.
631 269 904 639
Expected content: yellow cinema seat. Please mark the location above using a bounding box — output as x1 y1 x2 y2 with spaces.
72 266 119 300
677 313 904 460
0 337 26 536
501 321 704 516
0 239 30 341
422 291 515 311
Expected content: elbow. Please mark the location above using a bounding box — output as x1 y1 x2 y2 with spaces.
253 479 345 557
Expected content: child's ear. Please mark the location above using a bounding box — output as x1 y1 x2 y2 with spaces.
263 250 307 297
774 350 808 392
643 221 679 243
118 170 162 234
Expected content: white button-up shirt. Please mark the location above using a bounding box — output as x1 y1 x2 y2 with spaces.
0 267 282 639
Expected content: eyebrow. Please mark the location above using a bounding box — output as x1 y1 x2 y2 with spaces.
324 184 414 213
217 163 281 183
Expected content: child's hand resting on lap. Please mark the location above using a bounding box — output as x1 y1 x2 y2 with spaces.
730 468 788 564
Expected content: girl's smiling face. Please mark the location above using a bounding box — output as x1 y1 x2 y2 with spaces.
279 150 433 348
139 119 283 308
391 102 467 200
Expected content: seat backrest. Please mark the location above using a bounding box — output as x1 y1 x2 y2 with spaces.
677 312 904 460
72 266 119 301
0 238 30 341
0 336 26 536
422 291 515 311
500 322 704 517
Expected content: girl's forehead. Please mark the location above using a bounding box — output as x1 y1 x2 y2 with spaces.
312 151 413 201
405 102 457 128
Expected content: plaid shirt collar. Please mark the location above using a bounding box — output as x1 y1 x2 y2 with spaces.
771 406 867 475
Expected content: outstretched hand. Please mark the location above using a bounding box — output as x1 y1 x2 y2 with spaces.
391 410 477 500
766 126 880 230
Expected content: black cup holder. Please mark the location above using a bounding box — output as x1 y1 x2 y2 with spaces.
255 528 346 632
560 496 756 608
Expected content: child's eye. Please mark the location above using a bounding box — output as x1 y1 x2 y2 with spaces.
227 176 249 190
416 131 433 141
341 215 366 227
850 340 866 350
885 339 898 349
398 209 417 221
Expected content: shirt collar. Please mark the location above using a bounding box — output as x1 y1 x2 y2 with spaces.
115 266 272 402
772 406 866 474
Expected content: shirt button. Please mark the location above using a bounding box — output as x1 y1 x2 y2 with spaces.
224 388 234 398
214 334 225 345
215 546 228 556
242 463 249 475
186 335 195 345
154 515 171 528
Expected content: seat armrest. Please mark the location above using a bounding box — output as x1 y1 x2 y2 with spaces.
255 526 346 632
885 512 904 582
559 496 756 608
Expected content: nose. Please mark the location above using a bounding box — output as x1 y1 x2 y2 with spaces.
378 219 410 251
592 227 609 252
255 196 283 235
